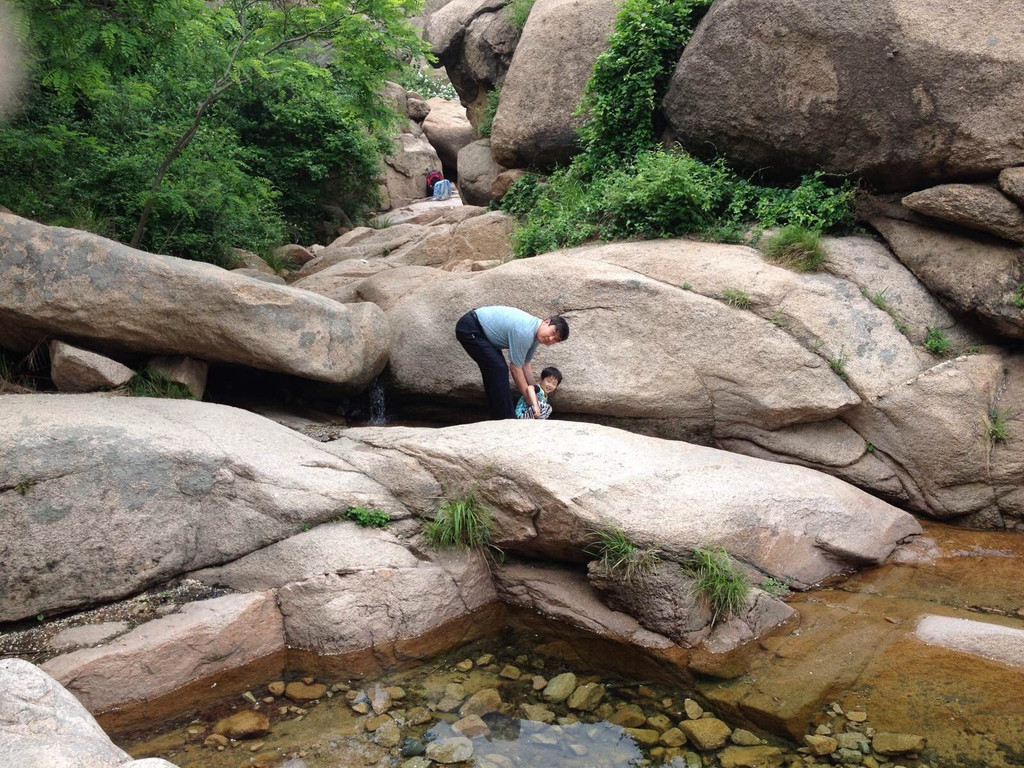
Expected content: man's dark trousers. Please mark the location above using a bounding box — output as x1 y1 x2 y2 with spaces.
455 310 514 419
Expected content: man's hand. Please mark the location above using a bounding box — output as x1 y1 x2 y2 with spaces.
533 403 542 419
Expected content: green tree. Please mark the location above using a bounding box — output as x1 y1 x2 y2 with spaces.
1 0 425 262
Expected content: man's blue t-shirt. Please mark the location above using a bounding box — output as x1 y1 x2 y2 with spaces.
475 306 541 367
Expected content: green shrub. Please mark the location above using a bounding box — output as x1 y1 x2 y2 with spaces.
761 225 826 272
589 527 661 584
504 0 537 35
924 328 953 356
425 487 493 549
985 406 1010 444
478 87 502 139
124 370 194 399
1012 283 1024 309
685 546 750 623
261 249 295 275
345 505 391 528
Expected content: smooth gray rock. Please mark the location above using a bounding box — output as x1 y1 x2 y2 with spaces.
0 658 132 768
0 395 399 621
0 213 388 389
49 341 134 393
902 184 1024 244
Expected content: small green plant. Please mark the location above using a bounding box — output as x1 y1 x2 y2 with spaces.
36 613 44 622
685 546 750 624
589 527 661 584
1011 283 1024 309
301 523 311 532
963 345 984 355
721 288 752 309
477 86 501 139
504 0 536 35
761 225 825 272
828 348 849 381
865 442 875 453
124 370 195 400
924 327 953 356
759 577 789 597
985 406 1010 444
345 505 390 529
426 486 493 550
15 481 34 495
366 214 394 230
260 249 295 275
769 311 788 328
863 287 910 336
681 282 692 290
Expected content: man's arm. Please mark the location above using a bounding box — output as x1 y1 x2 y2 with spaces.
509 363 541 417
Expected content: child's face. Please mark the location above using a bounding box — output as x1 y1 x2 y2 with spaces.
540 375 560 395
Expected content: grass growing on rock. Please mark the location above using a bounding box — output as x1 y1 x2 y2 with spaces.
589 527 661 584
985 406 1010 444
761 225 826 272
828 348 849 381
685 546 750 624
426 487 493 550
124 370 194 399
863 288 910 336
504 0 536 36
721 288 752 309
261 250 296 275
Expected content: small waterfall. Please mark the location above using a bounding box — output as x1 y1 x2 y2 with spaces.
368 376 388 425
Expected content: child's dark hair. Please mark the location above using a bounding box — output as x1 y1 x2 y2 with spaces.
540 366 563 384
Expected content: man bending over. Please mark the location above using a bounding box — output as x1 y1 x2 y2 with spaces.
455 306 569 420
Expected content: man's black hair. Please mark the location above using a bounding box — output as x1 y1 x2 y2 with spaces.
549 315 570 341
540 366 563 384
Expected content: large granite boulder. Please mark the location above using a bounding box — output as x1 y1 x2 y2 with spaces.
424 0 516 124
868 215 1024 338
457 139 507 206
0 213 388 389
41 593 285 713
0 658 133 768
0 395 402 622
663 0 1024 189
421 98 478 178
490 0 620 168
333 421 922 588
902 184 1024 244
382 133 443 210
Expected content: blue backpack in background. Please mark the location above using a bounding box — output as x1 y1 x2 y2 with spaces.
432 179 453 201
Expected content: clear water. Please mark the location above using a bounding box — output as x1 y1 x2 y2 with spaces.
368 377 388 426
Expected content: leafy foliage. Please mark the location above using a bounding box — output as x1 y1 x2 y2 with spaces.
759 577 789 597
761 225 826 272
344 505 391 528
499 0 856 258
685 546 750 624
924 327 953 356
1 0 426 263
477 86 501 139
1012 283 1024 309
395 66 458 101
588 527 661 584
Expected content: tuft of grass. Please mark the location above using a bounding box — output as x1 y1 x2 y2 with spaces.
504 0 536 35
863 287 910 336
1011 283 1024 309
759 577 789 598
984 406 1010 444
124 369 194 400
924 327 953 356
366 214 394 230
589 527 661 584
828 347 849 381
681 281 692 290
261 250 295 275
721 288 752 309
761 225 825 272
425 487 493 550
478 86 501 139
685 546 750 624
963 345 984 355
344 505 390 529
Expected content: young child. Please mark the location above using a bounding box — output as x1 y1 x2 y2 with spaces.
515 366 562 419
